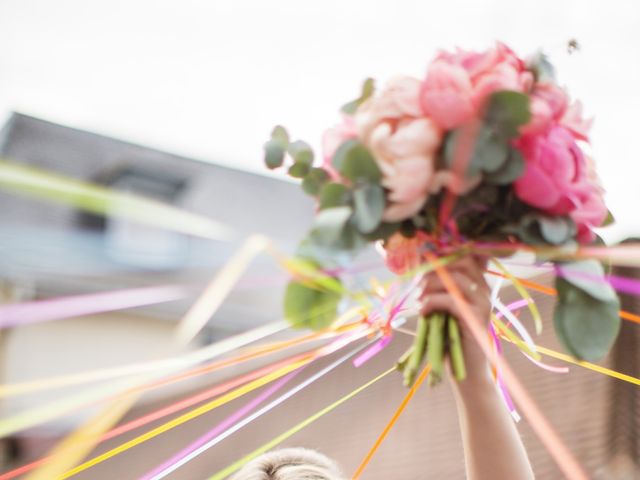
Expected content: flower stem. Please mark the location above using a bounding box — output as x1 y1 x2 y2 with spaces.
396 346 414 372
427 312 446 386
447 316 467 381
403 316 428 387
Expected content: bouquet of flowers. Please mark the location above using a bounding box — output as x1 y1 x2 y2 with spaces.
264 42 620 387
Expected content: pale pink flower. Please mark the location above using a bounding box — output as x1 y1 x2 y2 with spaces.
355 76 443 222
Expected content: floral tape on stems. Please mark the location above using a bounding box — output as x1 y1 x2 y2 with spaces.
142 337 378 480
208 367 397 480
353 364 431 479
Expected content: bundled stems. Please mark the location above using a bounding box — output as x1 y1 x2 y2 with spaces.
426 313 445 386
402 316 428 387
399 313 467 387
447 317 467 381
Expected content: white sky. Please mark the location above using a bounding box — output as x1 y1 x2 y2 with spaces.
0 0 639 242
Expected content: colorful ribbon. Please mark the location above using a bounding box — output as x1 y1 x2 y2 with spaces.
0 285 190 329
207 366 397 480
0 159 234 240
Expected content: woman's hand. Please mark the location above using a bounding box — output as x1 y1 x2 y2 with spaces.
419 255 492 382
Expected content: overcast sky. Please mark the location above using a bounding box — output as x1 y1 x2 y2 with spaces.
0 0 638 242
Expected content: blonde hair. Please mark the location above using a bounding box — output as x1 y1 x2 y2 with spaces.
229 448 346 480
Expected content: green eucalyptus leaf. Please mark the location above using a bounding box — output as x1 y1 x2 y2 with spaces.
271 125 290 145
284 279 342 330
555 259 617 303
264 140 286 170
485 147 525 184
527 52 556 83
287 140 314 166
518 214 575 246
288 161 311 178
361 221 401 241
470 127 509 174
319 182 351 209
310 206 353 246
352 183 385 234
553 276 620 361
341 78 376 114
444 128 509 177
485 90 531 139
602 209 615 227
332 139 382 183
539 217 575 245
302 168 330 196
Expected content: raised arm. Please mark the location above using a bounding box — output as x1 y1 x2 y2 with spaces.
421 256 535 480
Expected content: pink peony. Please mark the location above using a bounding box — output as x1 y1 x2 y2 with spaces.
514 126 607 243
321 115 357 180
355 76 443 222
383 232 427 275
420 43 533 129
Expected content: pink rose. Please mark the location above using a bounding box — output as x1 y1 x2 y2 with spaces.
355 76 443 222
321 115 357 180
383 232 427 275
514 126 606 243
420 43 533 129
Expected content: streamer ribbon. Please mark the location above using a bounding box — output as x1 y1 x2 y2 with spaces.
0 159 234 240
207 366 397 480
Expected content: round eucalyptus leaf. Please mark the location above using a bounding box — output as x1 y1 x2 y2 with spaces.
361 222 401 241
309 206 352 247
319 182 351 209
353 183 385 234
341 77 375 114
554 276 620 361
332 139 381 183
518 214 575 246
555 260 618 303
485 147 525 184
284 280 342 330
288 161 311 179
302 168 330 196
471 127 509 174
264 140 285 170
271 125 290 145
485 90 531 139
287 140 314 166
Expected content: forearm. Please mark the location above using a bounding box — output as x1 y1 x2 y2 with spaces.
452 368 535 480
